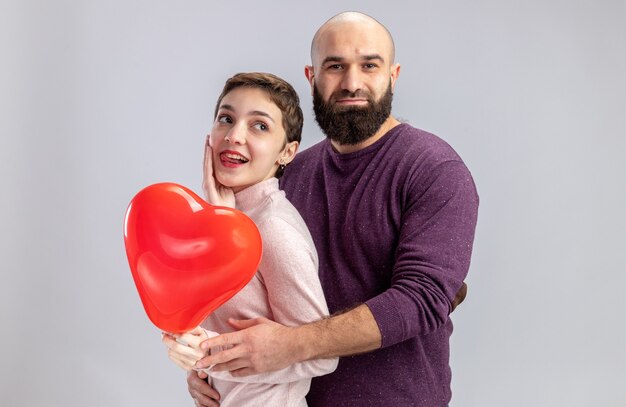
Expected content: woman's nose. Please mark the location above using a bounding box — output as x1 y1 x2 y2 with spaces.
226 124 246 144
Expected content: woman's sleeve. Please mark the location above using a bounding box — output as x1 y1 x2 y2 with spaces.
205 215 338 384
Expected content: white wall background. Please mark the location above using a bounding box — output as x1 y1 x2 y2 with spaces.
2 1 625 406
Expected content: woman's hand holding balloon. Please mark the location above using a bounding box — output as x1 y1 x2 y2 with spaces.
162 326 210 372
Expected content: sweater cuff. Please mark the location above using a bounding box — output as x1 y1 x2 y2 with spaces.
365 294 403 348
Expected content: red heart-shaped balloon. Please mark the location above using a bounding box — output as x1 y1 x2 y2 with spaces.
123 183 262 333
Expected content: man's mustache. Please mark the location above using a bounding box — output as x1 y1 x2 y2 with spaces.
330 89 373 102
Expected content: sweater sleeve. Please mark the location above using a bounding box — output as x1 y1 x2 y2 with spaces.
365 159 479 348
206 214 338 384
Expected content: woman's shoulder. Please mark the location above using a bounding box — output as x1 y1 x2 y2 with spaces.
258 192 311 238
254 191 315 252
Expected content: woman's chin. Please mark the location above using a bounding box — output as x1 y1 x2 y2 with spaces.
215 173 236 187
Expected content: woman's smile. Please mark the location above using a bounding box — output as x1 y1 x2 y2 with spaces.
219 150 250 168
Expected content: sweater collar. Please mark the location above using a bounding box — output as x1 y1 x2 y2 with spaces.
234 177 279 212
325 123 408 160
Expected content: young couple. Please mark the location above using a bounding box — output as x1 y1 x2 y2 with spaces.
162 11 478 407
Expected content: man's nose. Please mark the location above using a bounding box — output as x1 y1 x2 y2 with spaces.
340 66 364 94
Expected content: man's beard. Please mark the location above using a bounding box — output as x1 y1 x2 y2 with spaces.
313 82 393 146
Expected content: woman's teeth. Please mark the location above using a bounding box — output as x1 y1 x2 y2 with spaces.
223 152 249 163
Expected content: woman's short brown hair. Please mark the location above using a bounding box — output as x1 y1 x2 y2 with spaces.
213 73 303 177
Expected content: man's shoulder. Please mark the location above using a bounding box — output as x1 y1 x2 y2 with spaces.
391 123 460 161
396 124 477 194
280 138 326 190
395 123 454 152
293 139 327 163
283 139 326 177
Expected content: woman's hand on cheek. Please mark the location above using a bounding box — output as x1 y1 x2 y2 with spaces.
203 136 236 208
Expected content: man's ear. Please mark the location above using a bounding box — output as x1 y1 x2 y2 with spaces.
390 63 401 92
280 141 299 165
304 65 315 95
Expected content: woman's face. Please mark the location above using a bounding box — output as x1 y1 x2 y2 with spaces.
210 87 294 193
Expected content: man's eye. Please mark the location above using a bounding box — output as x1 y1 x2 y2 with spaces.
329 64 342 70
364 63 376 69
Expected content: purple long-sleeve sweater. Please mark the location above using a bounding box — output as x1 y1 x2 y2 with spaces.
280 123 479 406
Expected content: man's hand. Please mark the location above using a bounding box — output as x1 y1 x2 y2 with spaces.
195 317 299 376
451 282 468 312
187 370 220 407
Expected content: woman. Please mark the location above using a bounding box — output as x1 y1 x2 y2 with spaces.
162 72 337 406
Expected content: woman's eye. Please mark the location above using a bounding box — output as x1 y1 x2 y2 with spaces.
217 115 232 124
253 122 268 131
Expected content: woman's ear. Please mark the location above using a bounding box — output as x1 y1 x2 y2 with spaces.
280 141 299 165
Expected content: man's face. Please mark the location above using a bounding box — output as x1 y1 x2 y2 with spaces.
307 19 400 144
312 80 393 145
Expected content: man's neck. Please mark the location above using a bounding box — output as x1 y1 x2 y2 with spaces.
330 116 401 154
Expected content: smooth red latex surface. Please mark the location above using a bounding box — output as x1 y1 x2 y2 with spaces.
124 183 262 333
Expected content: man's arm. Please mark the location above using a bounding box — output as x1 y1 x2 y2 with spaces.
195 281 467 375
195 303 379 375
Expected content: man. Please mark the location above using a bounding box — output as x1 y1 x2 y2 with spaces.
188 11 478 407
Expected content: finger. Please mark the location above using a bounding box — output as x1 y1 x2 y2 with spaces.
161 332 177 340
168 345 206 364
196 369 209 379
189 326 207 336
202 143 212 191
230 367 258 377
451 282 468 312
162 333 178 348
203 138 215 177
174 333 193 347
168 353 194 371
193 393 220 407
162 334 186 351
188 371 221 403
167 345 205 366
195 344 247 369
191 390 219 407
199 332 242 351
164 338 206 362
169 348 205 370
168 349 197 371
206 145 214 179
208 358 251 373
177 331 207 349
203 147 222 204
164 332 202 352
